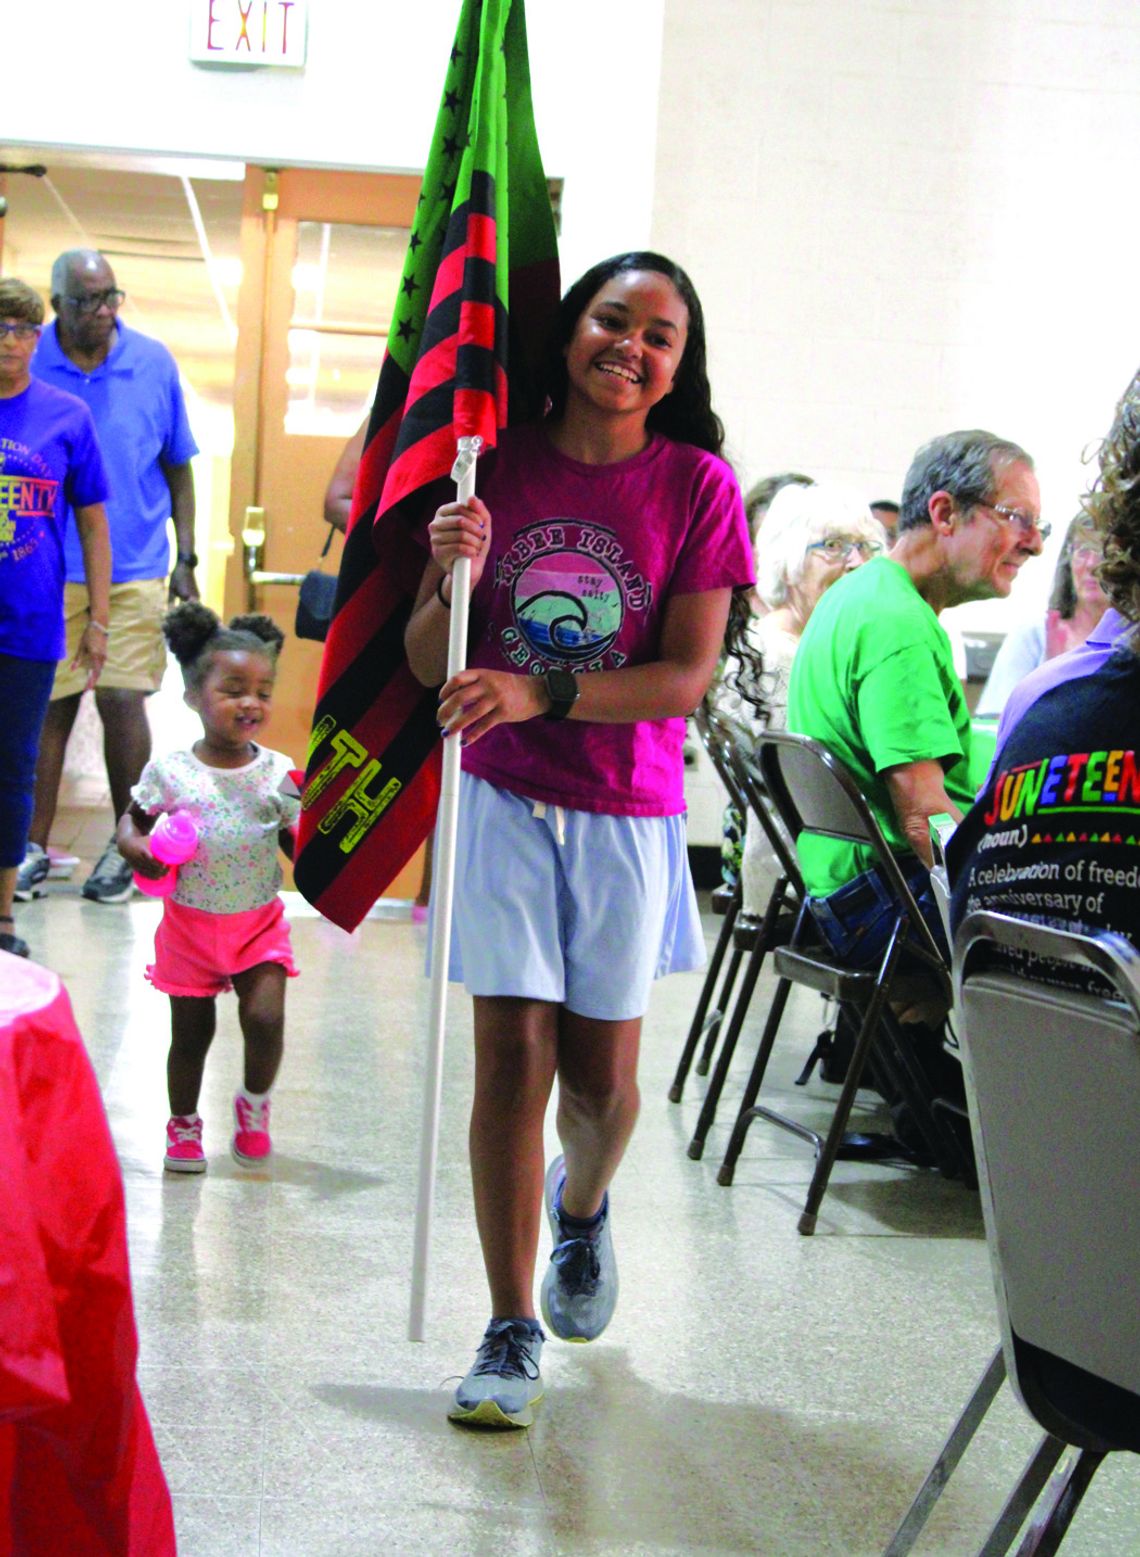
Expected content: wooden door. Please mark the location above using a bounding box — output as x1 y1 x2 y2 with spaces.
227 167 426 895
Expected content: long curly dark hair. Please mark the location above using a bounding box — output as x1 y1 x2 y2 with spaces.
164 600 284 691
717 590 769 723
1083 368 1140 624
537 252 725 456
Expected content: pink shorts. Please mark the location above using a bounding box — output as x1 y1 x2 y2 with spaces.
146 896 298 998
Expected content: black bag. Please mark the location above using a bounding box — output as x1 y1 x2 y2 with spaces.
295 526 338 642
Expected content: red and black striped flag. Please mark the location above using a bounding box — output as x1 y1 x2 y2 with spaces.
294 0 559 931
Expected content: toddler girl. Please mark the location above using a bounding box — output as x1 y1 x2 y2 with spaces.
118 602 300 1173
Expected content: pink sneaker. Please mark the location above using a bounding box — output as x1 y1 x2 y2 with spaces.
232 1092 272 1165
165 1114 206 1174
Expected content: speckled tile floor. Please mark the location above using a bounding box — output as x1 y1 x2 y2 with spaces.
15 817 1140 1556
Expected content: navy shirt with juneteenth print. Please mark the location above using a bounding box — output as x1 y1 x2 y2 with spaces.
0 379 108 661
949 644 1140 988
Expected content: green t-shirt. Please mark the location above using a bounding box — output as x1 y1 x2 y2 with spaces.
786 557 974 896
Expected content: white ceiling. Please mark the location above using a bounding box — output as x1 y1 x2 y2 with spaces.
0 149 245 410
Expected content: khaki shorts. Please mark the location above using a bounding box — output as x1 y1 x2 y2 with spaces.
53 578 168 699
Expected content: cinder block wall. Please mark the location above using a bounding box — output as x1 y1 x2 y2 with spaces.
651 0 1140 630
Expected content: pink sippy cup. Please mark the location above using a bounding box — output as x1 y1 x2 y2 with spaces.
134 810 199 898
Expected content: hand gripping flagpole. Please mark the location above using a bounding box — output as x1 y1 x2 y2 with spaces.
409 433 482 1341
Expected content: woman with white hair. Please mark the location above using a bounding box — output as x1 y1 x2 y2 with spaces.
739 483 887 913
751 481 887 728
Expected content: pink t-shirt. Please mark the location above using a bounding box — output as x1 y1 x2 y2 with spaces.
461 424 753 815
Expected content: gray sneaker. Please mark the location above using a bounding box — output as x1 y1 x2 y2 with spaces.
82 838 134 904
14 843 50 901
0 918 30 957
539 1155 619 1343
449 1319 544 1429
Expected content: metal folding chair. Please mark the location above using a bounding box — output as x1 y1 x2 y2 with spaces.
683 720 806 1159
716 731 968 1230
885 912 1140 1555
669 701 752 1105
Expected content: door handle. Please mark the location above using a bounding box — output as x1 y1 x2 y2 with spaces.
242 506 307 603
242 506 304 599
242 506 267 581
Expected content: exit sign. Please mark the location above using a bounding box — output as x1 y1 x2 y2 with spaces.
190 0 308 67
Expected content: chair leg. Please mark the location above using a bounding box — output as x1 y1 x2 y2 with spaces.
687 925 775 1160
794 925 913 1233
695 944 745 1077
795 993 891 1234
882 1345 1006 1556
974 1436 1069 1557
717 977 793 1185
688 879 791 1159
1010 1449 1106 1557
669 887 740 1103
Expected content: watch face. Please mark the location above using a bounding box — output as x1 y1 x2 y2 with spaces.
547 669 578 703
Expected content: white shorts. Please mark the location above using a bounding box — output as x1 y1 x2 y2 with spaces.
432 771 705 1021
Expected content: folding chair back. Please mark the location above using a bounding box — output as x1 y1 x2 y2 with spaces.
955 912 1140 1445
888 914 1140 1554
758 730 947 981
761 730 875 847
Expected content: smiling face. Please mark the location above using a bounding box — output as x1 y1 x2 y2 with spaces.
562 269 689 427
188 648 276 754
949 458 1044 602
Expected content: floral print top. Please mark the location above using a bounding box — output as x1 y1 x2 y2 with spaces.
132 745 300 914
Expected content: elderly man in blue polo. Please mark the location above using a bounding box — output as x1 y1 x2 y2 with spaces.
19 249 199 906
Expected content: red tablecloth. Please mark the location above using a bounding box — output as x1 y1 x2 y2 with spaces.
0 952 175 1556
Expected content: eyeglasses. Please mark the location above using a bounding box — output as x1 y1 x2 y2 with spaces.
63 289 126 316
1072 542 1103 562
974 501 1051 544
806 536 884 561
0 322 41 341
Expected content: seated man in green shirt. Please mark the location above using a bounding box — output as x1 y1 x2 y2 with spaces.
787 428 1047 973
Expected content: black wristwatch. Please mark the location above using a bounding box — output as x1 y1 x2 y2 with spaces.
176 550 199 568
543 667 579 721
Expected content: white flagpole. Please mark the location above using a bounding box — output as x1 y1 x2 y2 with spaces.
409 433 482 1341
